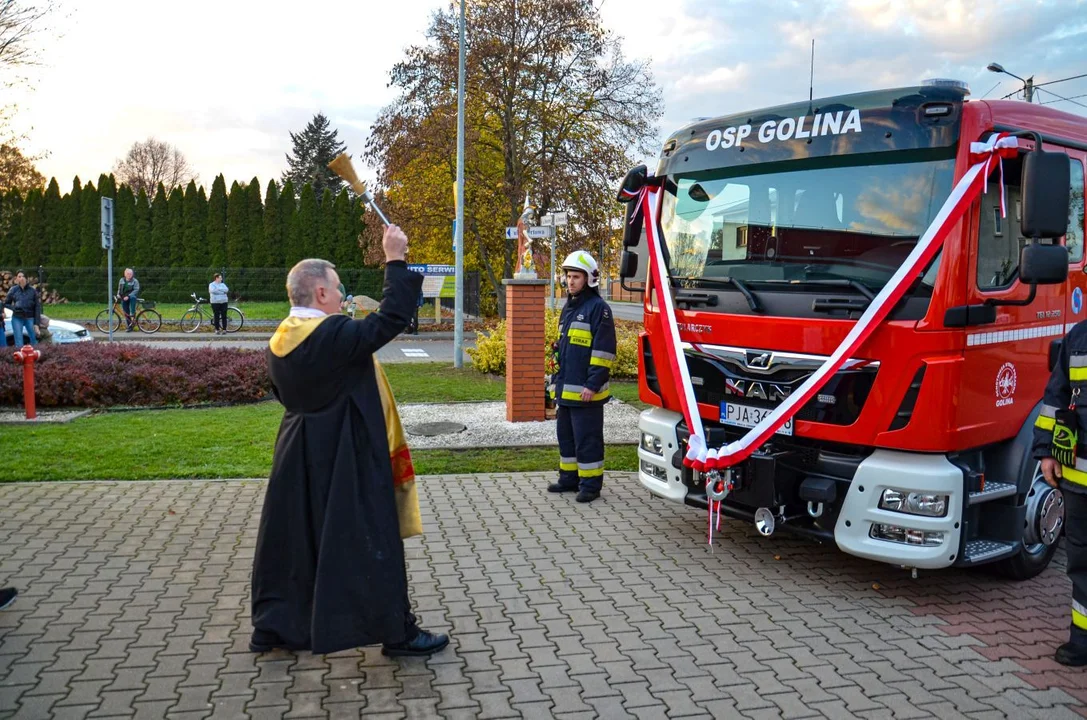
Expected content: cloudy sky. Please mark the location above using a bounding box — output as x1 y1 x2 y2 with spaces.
10 0 1087 190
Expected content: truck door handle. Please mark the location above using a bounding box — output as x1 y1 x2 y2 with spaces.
675 291 718 307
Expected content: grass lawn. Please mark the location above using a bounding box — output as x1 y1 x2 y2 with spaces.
45 301 291 322
4 363 644 481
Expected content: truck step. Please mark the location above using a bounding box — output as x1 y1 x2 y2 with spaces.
967 482 1017 506
961 538 1018 565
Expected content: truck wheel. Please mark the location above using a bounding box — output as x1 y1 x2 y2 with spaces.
997 462 1064 580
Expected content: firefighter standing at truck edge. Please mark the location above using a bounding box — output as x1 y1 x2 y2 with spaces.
548 251 616 503
1035 321 1087 666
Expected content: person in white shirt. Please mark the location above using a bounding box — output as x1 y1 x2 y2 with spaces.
208 273 230 335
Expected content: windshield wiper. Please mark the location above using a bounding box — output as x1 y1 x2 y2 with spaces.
677 277 764 313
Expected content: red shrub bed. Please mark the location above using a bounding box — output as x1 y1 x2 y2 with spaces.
0 344 271 408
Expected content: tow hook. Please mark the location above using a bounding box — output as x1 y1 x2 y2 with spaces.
807 501 824 518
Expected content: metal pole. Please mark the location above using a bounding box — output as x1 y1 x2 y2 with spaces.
1025 76 1034 103
107 247 113 343
453 0 467 368
550 227 556 310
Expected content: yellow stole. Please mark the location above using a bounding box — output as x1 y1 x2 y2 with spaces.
269 315 423 539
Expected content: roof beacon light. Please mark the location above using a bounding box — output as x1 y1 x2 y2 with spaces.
922 78 971 96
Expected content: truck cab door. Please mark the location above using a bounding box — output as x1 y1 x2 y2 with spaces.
1063 154 1086 333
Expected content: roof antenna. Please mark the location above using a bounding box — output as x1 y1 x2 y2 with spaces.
808 38 816 114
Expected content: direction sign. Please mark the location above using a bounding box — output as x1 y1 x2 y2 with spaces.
540 214 553 227
527 226 554 239
553 212 569 226
100 197 114 249
505 227 518 240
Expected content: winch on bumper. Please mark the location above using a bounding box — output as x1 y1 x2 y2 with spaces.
637 407 964 569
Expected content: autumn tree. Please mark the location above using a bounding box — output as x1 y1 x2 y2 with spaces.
113 138 197 199
0 143 42 193
366 0 661 315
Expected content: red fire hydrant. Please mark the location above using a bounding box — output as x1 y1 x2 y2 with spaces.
13 344 41 420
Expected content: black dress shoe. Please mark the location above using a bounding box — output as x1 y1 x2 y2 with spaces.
548 483 577 493
576 490 600 503
249 628 307 653
0 587 17 610
1056 642 1087 666
382 629 450 658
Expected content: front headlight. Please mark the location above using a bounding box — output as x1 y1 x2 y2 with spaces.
640 432 663 456
49 328 77 341
879 489 948 517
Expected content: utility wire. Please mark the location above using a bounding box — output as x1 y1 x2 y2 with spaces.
1040 93 1087 106
1037 87 1087 110
1033 72 1087 89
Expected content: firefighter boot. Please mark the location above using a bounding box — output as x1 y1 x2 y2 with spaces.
1056 642 1087 667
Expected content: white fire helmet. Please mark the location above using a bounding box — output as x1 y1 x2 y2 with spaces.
561 250 600 288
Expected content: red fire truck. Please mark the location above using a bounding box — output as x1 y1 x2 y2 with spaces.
621 80 1086 579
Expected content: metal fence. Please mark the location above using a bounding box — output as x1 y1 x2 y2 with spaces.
33 266 482 315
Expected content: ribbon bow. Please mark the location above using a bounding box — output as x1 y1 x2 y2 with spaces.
969 132 1020 218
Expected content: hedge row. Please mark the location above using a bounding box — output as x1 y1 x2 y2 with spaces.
0 344 270 408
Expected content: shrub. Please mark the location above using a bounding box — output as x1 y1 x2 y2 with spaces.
468 308 640 379
0 344 271 408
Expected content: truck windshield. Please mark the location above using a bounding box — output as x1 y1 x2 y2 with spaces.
660 152 956 294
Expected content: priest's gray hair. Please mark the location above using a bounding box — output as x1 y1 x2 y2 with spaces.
286 258 336 307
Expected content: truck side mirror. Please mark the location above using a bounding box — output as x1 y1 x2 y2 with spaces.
616 164 647 202
1020 243 1068 285
1022 148 1070 239
620 250 639 279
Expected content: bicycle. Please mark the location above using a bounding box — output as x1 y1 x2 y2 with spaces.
96 296 162 334
180 293 245 334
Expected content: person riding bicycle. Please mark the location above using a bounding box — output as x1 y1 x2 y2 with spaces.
117 269 140 332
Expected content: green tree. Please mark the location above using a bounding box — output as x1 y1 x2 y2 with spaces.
317 187 335 262
263 179 282 268
76 180 99 267
132 187 152 268
18 186 42 265
226 180 249 267
167 186 185 268
182 180 206 267
60 177 82 263
42 177 61 264
332 188 357 267
206 175 227 267
282 113 347 196
149 184 170 270
247 176 266 266
279 179 298 265
294 182 318 266
113 184 135 269
0 189 22 266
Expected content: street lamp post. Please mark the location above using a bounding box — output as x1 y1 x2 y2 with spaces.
453 0 466 368
987 62 1034 102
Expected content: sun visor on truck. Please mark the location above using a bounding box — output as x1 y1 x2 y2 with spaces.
657 85 964 178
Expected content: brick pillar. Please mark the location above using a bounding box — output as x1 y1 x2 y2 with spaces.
504 279 548 422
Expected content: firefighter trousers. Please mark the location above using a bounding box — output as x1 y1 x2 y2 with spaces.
1066 487 1087 646
556 404 605 493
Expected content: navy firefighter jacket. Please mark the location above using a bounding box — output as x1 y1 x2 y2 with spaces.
551 289 617 407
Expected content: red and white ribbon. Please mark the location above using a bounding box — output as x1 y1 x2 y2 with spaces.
640 133 1020 477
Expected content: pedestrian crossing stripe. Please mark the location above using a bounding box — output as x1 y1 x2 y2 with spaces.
401 348 430 357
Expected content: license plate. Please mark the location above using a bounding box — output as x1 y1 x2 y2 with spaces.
720 402 793 436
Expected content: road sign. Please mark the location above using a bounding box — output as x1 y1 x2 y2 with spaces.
527 226 553 240
540 214 553 227
553 212 568 226
505 227 518 240
100 197 114 249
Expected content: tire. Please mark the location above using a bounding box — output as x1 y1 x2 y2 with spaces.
997 461 1064 580
96 310 122 334
180 310 202 334
225 307 244 333
137 309 162 334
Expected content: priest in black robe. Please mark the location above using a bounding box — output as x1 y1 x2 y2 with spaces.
250 224 449 657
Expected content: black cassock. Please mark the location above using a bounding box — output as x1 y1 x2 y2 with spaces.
252 261 423 654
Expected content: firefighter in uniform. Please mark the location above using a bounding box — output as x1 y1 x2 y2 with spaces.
1035 322 1087 666
548 251 616 503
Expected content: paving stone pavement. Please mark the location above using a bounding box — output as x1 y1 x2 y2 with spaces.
1 473 1085 719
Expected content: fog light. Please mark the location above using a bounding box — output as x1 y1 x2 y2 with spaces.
879 488 948 517
641 432 663 456
640 460 668 481
870 523 944 546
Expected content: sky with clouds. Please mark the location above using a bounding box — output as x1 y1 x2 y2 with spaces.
9 0 1087 191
